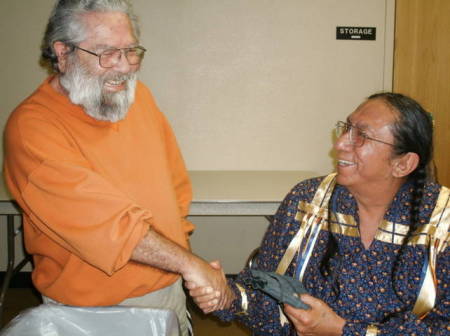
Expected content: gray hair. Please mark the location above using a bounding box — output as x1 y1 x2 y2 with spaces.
41 0 141 72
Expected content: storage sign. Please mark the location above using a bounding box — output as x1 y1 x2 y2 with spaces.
336 27 376 40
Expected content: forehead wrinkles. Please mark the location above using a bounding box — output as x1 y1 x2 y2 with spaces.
349 99 397 134
79 11 136 46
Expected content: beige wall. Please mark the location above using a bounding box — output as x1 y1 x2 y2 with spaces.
0 0 394 273
137 0 394 172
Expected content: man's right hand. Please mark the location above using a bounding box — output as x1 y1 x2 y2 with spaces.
131 228 234 312
184 260 235 313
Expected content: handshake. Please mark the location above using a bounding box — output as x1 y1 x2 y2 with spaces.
183 259 236 314
182 256 309 314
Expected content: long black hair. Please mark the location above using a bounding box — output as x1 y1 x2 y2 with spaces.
368 92 434 232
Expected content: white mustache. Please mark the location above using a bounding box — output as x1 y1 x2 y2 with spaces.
60 56 138 122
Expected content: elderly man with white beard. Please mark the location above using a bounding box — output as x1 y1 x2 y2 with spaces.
3 1 232 335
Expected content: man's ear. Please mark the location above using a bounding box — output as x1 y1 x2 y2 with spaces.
392 152 420 178
53 41 72 72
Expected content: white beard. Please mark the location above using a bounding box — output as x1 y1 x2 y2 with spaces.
60 57 137 122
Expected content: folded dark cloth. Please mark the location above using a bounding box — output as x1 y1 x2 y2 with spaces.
243 270 310 309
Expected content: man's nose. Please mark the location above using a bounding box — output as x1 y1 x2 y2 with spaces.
334 131 353 151
112 51 132 73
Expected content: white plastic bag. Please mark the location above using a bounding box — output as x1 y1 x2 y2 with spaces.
0 304 179 336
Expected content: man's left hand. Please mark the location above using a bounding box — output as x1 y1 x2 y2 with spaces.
283 294 345 336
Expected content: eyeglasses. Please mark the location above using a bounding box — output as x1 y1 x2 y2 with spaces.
335 121 395 147
71 45 147 68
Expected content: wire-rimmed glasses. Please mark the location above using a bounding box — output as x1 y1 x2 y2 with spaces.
335 121 394 147
72 45 147 68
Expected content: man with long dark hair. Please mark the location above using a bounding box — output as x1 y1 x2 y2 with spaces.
189 93 449 335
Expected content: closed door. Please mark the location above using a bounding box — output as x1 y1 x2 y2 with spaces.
394 0 450 186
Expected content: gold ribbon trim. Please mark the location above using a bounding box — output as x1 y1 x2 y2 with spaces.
366 324 379 335
273 173 449 323
274 173 336 327
412 186 450 318
235 283 248 315
276 173 336 277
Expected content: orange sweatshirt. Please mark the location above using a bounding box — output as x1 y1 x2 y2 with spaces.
4 77 194 306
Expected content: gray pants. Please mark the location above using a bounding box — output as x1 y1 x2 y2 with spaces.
43 278 191 336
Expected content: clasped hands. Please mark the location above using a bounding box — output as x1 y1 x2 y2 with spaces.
184 260 345 335
183 260 235 313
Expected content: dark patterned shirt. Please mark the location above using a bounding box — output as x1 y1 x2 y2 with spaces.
215 177 450 335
